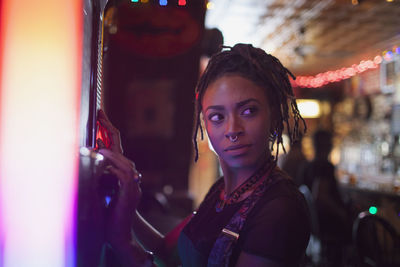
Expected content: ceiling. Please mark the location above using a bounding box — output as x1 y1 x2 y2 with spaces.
205 0 400 76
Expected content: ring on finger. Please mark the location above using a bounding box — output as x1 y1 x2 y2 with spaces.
133 172 142 183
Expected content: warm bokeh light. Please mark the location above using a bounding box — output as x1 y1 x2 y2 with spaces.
383 51 393 61
297 99 321 118
178 0 187 6
206 1 215 10
0 0 82 266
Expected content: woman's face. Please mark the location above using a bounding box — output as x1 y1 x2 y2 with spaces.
201 75 272 169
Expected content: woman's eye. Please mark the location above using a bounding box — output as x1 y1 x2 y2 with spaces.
242 107 257 116
209 113 223 122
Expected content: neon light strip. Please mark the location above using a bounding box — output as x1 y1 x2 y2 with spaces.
293 56 383 88
0 1 82 266
293 46 400 88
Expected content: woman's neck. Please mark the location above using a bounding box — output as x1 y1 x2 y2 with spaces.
220 156 270 195
221 166 252 195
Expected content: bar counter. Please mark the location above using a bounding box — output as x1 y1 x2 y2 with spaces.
338 176 400 233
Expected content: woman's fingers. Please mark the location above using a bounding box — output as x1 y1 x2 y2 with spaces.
99 149 136 175
97 138 106 149
98 109 114 128
99 149 142 189
99 149 142 210
97 109 123 154
97 148 142 254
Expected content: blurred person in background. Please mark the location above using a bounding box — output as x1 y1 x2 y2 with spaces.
279 135 307 187
301 129 353 266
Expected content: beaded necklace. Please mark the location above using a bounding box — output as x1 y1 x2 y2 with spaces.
215 159 274 213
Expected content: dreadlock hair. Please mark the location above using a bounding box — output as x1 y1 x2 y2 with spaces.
193 43 306 162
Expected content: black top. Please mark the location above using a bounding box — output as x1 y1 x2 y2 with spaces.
180 167 311 266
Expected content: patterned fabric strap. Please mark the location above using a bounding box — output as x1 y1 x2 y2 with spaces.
207 164 276 267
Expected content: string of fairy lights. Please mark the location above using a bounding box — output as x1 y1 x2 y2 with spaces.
292 46 400 88
131 0 187 5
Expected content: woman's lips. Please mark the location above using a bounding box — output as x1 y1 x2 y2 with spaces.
224 144 252 156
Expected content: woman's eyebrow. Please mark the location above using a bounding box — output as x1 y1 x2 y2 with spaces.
205 105 224 112
236 98 261 108
205 99 261 112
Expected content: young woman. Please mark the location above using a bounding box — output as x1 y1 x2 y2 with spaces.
98 44 310 267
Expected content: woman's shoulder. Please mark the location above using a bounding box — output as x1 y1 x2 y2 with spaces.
238 167 311 264
246 166 310 229
265 166 304 200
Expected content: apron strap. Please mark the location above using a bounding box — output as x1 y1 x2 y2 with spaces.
207 165 276 267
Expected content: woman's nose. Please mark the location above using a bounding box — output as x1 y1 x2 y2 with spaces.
225 115 244 138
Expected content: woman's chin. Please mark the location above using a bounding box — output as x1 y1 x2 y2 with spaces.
224 157 259 169
223 152 270 170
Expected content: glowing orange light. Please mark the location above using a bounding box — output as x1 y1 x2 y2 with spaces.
0 0 82 266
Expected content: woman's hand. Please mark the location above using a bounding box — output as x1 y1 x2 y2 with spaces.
95 110 155 266
96 110 141 244
98 148 142 246
98 149 155 267
97 109 123 154
97 110 156 266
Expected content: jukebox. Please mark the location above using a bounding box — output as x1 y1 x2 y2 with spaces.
77 0 206 266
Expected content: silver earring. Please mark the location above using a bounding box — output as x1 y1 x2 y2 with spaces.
229 135 238 142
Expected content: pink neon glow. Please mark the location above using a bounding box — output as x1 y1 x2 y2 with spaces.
293 54 382 88
0 0 82 266
374 55 383 64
